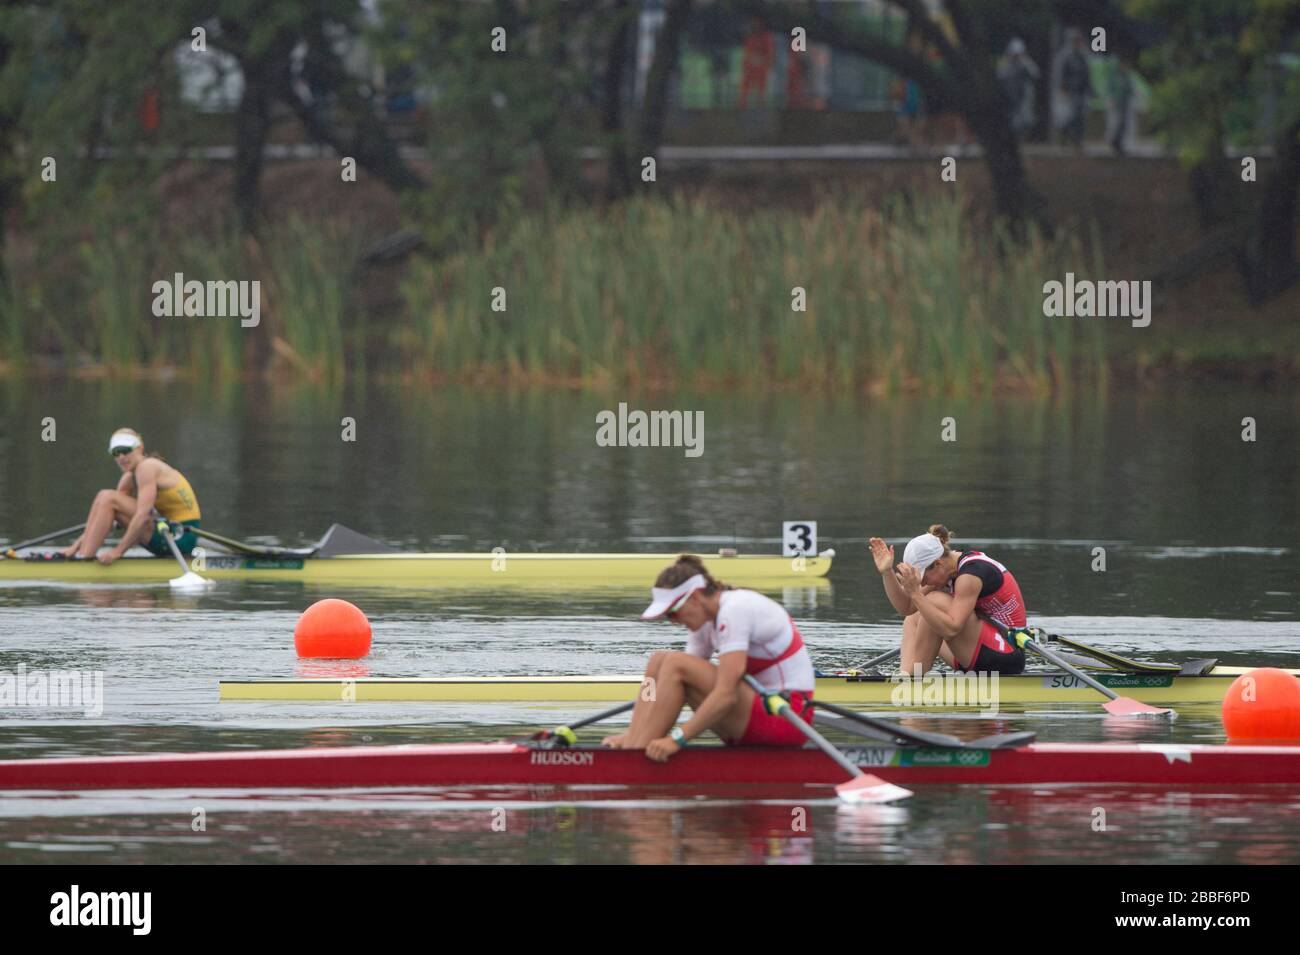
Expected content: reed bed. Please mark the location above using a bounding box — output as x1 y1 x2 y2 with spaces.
3 193 1111 393
0 214 360 381
404 192 1108 393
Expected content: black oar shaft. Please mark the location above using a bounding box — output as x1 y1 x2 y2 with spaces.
5 523 88 553
742 675 864 779
978 617 1122 701
1020 637 1121 700
849 647 901 671
189 527 278 556
519 699 637 744
565 699 636 732
806 695 965 748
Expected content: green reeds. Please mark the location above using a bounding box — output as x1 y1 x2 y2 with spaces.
405 192 1108 393
1 212 361 380
257 215 361 384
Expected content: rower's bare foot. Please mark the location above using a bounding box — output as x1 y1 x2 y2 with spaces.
602 733 627 748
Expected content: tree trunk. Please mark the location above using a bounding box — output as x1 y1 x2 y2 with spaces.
972 111 1049 237
0 33 12 324
233 55 274 234
601 0 634 200
635 0 692 186
1244 119 1300 303
734 0 1047 233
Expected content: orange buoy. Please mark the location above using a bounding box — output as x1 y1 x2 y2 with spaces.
1222 668 1300 742
293 598 372 659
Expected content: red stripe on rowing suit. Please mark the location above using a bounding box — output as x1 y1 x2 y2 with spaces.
746 617 805 676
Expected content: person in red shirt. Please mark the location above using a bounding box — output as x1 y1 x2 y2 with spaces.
869 524 1027 676
738 18 775 108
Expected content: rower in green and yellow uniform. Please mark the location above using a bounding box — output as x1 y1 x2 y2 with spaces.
60 428 202 565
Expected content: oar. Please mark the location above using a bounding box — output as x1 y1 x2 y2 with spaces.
1040 632 1181 674
801 697 968 748
846 647 901 672
1 523 87 557
742 675 911 804
189 527 291 557
516 700 637 746
155 520 214 592
816 712 1038 751
985 618 1175 718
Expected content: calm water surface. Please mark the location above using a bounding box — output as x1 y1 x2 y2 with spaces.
0 381 1296 863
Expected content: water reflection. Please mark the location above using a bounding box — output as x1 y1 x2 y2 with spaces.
1 787 1296 864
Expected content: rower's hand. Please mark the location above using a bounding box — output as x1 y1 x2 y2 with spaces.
645 736 681 763
897 562 923 595
97 546 126 566
867 537 895 575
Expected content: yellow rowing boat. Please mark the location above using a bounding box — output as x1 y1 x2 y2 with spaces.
218 666 1296 705
1 523 833 587
0 552 832 585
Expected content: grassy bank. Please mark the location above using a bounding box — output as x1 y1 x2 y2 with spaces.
0 214 360 383
4 186 1295 391
402 193 1108 392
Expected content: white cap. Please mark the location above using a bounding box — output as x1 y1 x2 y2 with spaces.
641 574 706 620
1007 37 1026 56
902 534 945 579
108 431 142 453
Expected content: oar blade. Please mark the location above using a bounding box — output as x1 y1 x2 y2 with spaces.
1103 696 1176 719
835 773 912 804
169 571 214 591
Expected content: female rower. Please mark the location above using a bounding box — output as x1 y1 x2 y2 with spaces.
60 428 202 565
868 524 1027 676
604 555 815 762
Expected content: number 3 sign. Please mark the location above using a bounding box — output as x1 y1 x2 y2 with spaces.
782 521 817 557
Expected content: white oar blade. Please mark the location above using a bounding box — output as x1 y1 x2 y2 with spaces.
835 773 912 804
1103 697 1176 719
169 571 214 591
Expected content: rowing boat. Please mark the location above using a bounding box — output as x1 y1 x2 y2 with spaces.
0 524 832 586
217 665 1299 705
0 552 831 585
1 740 1296 791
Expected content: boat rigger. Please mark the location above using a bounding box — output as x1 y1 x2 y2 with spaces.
216 665 1299 705
1 740 1296 792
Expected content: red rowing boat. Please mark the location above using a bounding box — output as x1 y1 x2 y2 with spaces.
0 741 1297 791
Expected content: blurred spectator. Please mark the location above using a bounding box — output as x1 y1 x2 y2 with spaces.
998 38 1040 138
709 45 732 107
891 33 925 147
738 17 774 108
1058 30 1092 149
140 87 161 133
688 1 738 108
787 47 814 108
1107 59 1135 155
892 75 922 145
807 43 830 109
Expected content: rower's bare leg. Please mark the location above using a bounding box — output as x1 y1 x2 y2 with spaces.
622 652 740 749
604 651 669 748
900 610 944 675
681 675 756 742
63 491 138 558
903 591 982 672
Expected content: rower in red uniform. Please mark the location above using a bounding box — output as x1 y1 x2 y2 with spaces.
604 555 815 762
869 524 1028 676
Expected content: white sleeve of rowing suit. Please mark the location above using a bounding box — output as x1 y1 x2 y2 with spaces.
712 594 754 657
684 625 713 659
